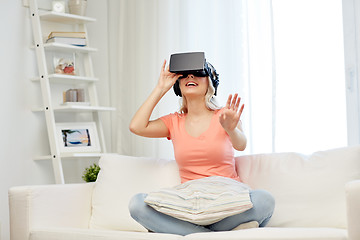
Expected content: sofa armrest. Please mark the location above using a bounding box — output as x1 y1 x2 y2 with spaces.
9 183 95 240
346 180 360 240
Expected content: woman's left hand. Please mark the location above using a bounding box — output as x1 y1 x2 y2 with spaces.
219 93 244 132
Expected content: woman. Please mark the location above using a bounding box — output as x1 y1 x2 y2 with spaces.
128 59 275 235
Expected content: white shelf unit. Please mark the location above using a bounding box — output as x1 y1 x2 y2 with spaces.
28 0 114 184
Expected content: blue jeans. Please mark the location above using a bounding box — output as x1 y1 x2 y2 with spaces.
129 189 275 236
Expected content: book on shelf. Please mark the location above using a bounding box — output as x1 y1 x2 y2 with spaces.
46 36 86 46
48 31 86 38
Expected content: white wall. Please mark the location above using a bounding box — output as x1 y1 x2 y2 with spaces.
0 1 110 240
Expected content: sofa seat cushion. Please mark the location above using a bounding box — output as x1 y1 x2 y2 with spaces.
235 145 360 228
30 228 182 240
183 227 347 240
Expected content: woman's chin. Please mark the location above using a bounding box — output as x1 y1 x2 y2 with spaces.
181 88 207 97
182 91 206 98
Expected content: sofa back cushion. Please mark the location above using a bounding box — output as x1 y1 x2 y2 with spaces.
235 145 360 228
90 154 181 231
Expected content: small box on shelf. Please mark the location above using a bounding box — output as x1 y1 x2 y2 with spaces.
62 88 89 106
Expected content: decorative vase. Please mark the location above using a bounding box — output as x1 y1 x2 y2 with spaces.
68 0 87 16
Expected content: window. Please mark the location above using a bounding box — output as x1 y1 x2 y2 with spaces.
272 0 347 153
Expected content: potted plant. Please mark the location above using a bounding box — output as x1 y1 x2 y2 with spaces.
82 163 100 182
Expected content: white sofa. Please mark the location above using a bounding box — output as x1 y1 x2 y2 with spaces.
9 145 360 240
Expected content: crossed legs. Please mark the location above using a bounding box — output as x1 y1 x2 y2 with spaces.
129 189 275 236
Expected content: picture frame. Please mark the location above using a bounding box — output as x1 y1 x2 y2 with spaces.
56 122 101 153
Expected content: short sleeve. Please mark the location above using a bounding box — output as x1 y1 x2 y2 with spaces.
160 113 175 140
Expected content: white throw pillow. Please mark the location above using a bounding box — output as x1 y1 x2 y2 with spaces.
145 176 253 225
89 154 181 231
235 145 360 228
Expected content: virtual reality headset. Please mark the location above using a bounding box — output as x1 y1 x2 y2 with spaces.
169 52 219 97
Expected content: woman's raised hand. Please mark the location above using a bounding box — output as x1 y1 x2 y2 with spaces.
157 60 181 93
129 60 180 138
219 93 244 132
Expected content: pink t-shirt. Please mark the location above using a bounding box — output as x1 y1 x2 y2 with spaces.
160 108 240 183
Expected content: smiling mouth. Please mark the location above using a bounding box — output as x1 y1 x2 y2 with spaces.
185 81 198 87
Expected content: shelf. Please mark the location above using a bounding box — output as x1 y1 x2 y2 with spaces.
34 152 103 161
32 105 116 112
39 11 96 24
44 42 97 53
31 74 99 84
54 105 116 112
32 42 97 53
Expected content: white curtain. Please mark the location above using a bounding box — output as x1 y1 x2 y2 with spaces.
108 0 262 158
108 0 347 158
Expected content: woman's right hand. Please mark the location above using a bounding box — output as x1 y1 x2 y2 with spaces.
129 60 180 138
156 60 181 93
